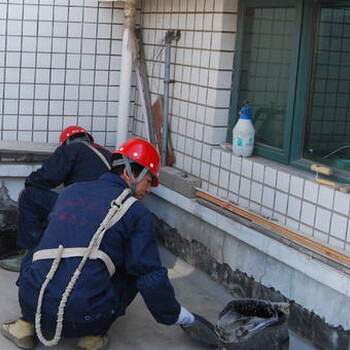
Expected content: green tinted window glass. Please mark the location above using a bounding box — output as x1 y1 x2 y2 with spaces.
238 7 296 150
304 7 350 172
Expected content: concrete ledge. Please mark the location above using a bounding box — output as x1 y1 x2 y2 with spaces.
0 140 56 162
159 166 201 198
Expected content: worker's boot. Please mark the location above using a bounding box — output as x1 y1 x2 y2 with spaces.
1 318 36 349
76 335 109 350
0 249 28 272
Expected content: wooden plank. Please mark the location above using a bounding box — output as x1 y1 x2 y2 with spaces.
135 29 156 146
195 188 350 267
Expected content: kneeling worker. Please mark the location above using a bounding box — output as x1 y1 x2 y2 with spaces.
0 125 112 272
1 138 205 350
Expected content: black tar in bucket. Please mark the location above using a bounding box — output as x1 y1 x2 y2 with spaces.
215 298 290 350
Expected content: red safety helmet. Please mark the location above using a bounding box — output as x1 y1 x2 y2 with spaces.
59 126 94 145
114 138 160 187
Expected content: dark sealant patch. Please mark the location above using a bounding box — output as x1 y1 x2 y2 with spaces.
154 217 350 350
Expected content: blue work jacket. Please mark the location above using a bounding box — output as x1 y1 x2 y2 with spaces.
25 142 112 189
17 173 181 337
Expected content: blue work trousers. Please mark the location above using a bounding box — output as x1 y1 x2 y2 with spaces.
17 187 58 249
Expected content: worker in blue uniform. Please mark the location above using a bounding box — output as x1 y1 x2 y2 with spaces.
1 138 200 350
0 126 112 272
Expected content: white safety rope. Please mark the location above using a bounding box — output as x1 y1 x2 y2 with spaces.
35 189 133 346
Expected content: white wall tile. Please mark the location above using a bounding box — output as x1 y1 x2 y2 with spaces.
219 168 230 189
49 101 63 115
330 213 348 241
318 185 335 210
3 115 18 129
333 191 350 216
7 36 22 51
220 150 231 170
34 116 48 130
22 22 37 37
193 140 203 159
209 165 220 183
299 224 313 237
239 177 251 199
191 158 202 177
69 7 83 22
35 85 49 99
252 162 264 183
39 5 53 21
201 162 210 181
34 100 49 115
211 147 221 166
276 171 290 192
275 191 288 215
287 196 301 220
230 155 242 174
303 180 319 203
314 207 331 233
55 6 69 21
3 131 18 140
203 125 227 144
262 186 275 209
300 202 316 227
286 218 299 231
0 4 6 20
328 237 345 250
38 21 53 37
264 166 277 187
20 84 35 99
19 100 34 114
19 116 33 129
290 175 304 198
241 158 253 178
5 68 20 83
4 100 18 114
251 181 263 203
67 38 82 54
4 84 19 99
23 5 39 20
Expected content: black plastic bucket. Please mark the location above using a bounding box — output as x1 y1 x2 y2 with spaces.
215 298 290 350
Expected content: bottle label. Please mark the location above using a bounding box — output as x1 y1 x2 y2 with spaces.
236 137 253 146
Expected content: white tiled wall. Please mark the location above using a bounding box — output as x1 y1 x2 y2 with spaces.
199 148 350 253
0 0 125 147
139 0 236 173
2 0 349 255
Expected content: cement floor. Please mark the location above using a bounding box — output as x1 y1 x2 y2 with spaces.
0 246 315 350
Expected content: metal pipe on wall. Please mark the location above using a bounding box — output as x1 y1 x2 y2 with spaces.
116 0 137 148
161 33 172 166
161 30 179 166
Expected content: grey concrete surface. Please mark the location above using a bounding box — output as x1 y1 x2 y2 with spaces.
0 246 315 350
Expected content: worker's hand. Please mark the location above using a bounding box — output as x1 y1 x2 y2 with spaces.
176 306 195 325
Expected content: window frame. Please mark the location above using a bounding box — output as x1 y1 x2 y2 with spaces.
229 0 350 181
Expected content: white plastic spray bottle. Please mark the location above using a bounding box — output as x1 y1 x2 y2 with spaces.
232 104 255 157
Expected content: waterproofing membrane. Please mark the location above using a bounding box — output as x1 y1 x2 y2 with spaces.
180 313 219 349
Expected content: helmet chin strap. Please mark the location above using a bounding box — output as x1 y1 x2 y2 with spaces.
123 156 149 195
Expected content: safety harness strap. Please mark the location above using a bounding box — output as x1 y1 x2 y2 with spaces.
82 141 111 170
34 188 136 347
33 248 116 276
